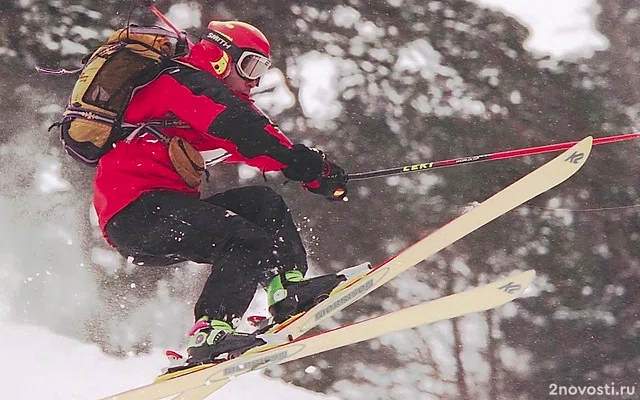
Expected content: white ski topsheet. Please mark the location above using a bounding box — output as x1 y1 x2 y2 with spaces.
105 270 535 400
105 136 592 400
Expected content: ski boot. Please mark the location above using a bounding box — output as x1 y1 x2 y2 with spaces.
267 270 346 324
186 317 267 365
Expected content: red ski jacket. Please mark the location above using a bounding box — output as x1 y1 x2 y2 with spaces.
93 67 302 237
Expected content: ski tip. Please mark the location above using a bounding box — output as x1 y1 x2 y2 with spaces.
521 269 536 287
581 135 594 149
504 269 536 297
542 135 592 180
569 136 593 161
522 268 536 277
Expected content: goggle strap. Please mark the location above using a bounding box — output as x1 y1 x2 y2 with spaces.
202 29 244 60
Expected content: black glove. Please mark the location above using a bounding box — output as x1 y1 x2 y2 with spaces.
281 144 324 182
303 160 348 201
281 144 348 201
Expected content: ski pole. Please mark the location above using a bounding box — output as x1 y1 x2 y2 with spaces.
347 132 640 182
143 0 182 36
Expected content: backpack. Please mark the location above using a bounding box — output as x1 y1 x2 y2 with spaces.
46 25 189 166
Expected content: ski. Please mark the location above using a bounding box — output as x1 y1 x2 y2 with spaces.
104 136 592 400
103 269 535 400
269 135 592 339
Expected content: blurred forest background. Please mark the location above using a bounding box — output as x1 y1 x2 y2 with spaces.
1 0 639 399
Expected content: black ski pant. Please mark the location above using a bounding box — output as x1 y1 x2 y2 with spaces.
105 186 308 326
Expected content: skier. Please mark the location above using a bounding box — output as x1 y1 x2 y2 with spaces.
93 20 348 363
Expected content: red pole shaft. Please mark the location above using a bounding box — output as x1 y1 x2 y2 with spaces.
148 5 181 35
347 133 640 181
483 132 640 162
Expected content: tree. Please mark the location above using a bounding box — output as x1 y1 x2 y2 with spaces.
1 0 638 398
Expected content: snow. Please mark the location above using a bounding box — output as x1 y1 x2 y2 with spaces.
331 6 361 28
0 3 613 399
252 69 296 116
0 321 337 399
69 26 100 40
0 217 334 399
290 51 343 122
472 0 609 59
34 161 71 194
164 3 202 30
237 163 262 181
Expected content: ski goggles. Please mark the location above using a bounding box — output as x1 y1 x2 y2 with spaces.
236 51 271 81
203 29 271 81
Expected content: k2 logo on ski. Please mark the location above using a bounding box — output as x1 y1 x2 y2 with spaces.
498 282 522 294
564 151 585 164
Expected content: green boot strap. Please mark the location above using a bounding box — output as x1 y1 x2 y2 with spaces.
267 270 304 306
284 270 304 282
188 317 232 348
209 319 234 331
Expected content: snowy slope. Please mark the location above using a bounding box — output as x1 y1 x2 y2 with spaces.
0 322 336 400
